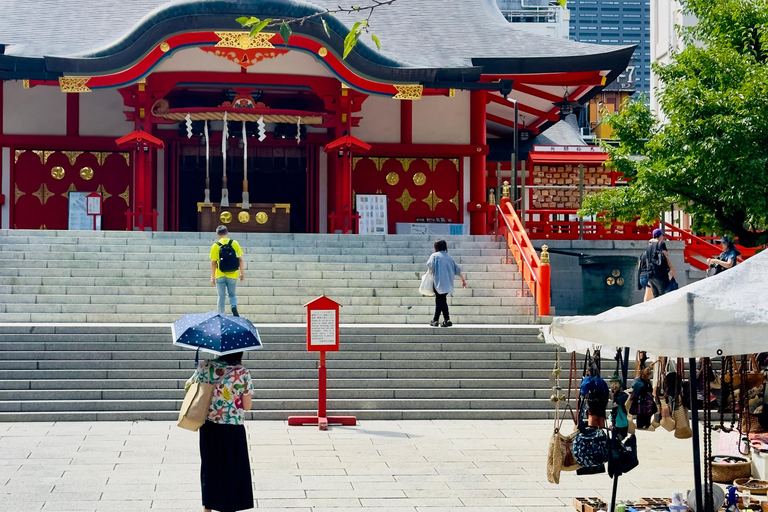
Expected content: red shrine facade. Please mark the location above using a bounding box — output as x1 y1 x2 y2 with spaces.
0 3 634 235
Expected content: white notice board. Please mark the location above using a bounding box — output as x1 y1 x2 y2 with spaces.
356 194 388 234
309 309 337 346
68 192 102 230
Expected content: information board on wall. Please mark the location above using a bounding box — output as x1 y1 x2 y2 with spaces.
355 194 388 234
68 192 101 230
309 309 337 347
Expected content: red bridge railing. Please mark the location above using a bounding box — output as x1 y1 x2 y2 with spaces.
497 199 550 316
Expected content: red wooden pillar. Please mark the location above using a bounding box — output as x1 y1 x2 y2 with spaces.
400 100 412 144
469 90 487 235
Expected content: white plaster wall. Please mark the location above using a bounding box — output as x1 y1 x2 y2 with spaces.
1 148 9 229
412 91 471 145
2 81 66 135
80 89 133 137
354 95 400 143
154 47 334 78
650 0 695 120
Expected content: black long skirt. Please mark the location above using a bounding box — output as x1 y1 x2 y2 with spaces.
199 421 254 511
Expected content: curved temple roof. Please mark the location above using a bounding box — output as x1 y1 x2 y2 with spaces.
0 0 634 85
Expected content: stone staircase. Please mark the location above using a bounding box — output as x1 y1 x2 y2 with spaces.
0 230 546 324
0 229 560 421
0 324 561 421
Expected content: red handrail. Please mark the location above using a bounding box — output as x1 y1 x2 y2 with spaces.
498 199 550 316
663 224 760 270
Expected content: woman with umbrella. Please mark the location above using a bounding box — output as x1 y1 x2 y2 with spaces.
174 312 262 512
187 351 253 512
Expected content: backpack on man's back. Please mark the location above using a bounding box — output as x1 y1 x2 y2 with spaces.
645 241 668 278
217 240 239 273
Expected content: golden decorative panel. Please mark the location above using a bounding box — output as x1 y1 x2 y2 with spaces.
59 77 91 93
396 158 415 172
238 211 251 223
451 191 460 210
422 158 438 172
449 158 459 170
14 184 25 204
63 151 82 166
22 79 30 89
272 203 291 213
422 190 442 211
95 184 112 201
255 212 268 224
352 157 362 170
32 183 55 205
160 41 170 52
215 31 275 50
92 152 108 166
14 150 24 164
121 152 130 166
396 189 416 211
385 172 399 186
80 167 94 180
220 211 233 223
119 186 130 206
393 84 423 100
318 46 328 57
32 150 55 165
62 183 77 199
51 166 65 180
412 172 426 186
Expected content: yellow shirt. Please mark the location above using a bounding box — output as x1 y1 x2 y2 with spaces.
210 238 243 279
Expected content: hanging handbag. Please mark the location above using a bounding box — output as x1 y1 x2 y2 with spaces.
660 400 676 432
608 432 639 477
547 352 581 484
573 426 610 468
419 272 435 296
673 405 693 439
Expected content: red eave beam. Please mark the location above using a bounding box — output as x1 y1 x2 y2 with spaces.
487 93 559 122
486 113 534 132
481 71 607 87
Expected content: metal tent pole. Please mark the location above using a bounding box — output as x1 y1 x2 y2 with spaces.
687 293 704 511
609 347 631 512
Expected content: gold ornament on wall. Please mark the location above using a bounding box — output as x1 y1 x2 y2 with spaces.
396 157 415 172
61 183 77 199
160 41 171 52
255 212 268 224
14 150 24 164
393 84 423 100
238 211 251 223
385 172 399 186
318 46 328 57
220 211 233 223
120 152 130 166
119 186 130 206
451 191 460 210
50 166 65 180
95 184 112 201
396 189 416 211
352 157 362 170
80 167 94 180
422 190 443 211
92 152 108 166
215 31 275 50
14 184 25 204
32 183 55 205
412 172 426 186
449 158 459 171
59 77 91 93
63 151 82 166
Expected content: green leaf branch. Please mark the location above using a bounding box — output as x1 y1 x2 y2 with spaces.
236 0 397 59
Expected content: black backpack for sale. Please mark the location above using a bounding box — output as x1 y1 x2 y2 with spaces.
217 240 239 273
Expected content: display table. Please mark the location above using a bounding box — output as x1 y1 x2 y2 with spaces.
395 223 465 235
198 203 290 233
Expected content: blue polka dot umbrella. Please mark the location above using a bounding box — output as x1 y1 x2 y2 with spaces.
171 311 262 357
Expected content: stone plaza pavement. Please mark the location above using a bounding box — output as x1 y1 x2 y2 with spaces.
1 419 695 511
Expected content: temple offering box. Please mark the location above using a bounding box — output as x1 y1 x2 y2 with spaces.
197 203 290 233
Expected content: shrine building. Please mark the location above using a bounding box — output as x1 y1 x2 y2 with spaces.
0 0 634 235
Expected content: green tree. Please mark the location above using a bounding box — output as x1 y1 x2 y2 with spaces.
580 0 768 247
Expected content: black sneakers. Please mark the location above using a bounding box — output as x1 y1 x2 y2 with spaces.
429 320 440 327
231 307 240 317
442 320 452 327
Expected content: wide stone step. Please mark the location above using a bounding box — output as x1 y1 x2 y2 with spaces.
0 408 556 422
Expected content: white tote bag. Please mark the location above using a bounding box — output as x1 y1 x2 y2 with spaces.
419 272 435 296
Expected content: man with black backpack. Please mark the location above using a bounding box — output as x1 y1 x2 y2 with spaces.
641 228 676 299
210 225 245 316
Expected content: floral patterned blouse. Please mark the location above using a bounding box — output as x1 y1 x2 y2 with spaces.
188 360 253 425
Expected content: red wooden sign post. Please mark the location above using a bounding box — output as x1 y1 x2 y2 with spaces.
288 295 356 430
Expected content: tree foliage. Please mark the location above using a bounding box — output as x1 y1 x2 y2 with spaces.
580 0 768 246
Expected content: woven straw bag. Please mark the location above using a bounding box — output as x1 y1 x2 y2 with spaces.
673 405 693 439
660 401 675 432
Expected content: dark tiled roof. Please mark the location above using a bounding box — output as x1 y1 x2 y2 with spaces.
0 0 634 83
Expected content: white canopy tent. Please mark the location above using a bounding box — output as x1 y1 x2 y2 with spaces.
543 249 768 358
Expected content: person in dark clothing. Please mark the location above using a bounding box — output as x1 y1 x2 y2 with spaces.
644 228 676 298
707 235 740 275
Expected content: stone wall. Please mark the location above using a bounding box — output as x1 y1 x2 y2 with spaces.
533 239 687 316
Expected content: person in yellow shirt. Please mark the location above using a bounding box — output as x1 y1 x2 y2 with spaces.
210 225 244 316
